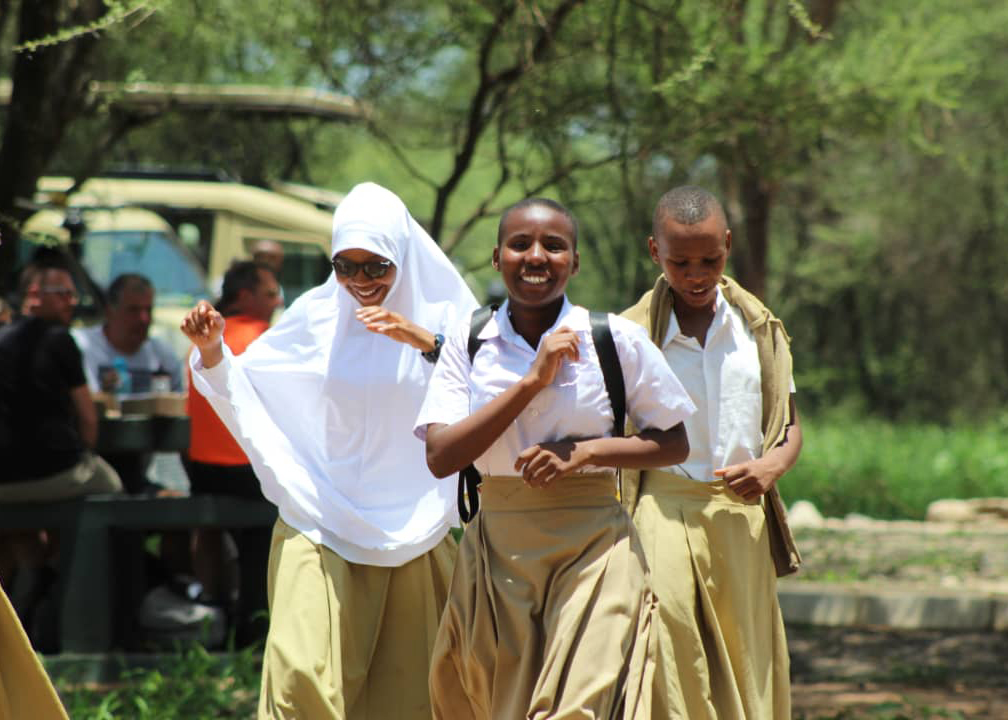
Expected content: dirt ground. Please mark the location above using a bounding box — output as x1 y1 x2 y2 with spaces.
786 517 1008 718
789 625 1008 719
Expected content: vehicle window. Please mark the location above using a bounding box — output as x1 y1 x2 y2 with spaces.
83 230 208 302
244 237 331 305
278 247 331 305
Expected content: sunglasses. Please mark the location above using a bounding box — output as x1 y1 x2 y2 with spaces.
40 286 78 300
330 256 394 280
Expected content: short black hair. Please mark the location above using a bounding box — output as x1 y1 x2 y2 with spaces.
17 255 73 298
497 197 579 248
107 273 153 306
217 260 275 315
652 185 727 236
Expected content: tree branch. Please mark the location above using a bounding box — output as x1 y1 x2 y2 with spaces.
429 0 586 241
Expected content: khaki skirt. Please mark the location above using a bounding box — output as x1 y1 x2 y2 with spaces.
0 586 69 720
430 474 656 720
258 518 456 720
634 470 790 720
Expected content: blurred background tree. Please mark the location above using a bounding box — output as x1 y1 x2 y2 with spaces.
1 0 1007 423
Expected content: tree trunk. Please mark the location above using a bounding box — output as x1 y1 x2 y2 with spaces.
721 162 771 300
0 0 108 287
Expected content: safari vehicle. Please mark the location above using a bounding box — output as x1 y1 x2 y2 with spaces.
22 171 339 357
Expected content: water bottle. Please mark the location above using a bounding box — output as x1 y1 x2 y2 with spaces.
151 371 172 394
112 356 132 397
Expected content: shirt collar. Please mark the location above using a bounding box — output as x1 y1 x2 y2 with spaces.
479 296 580 348
661 285 729 348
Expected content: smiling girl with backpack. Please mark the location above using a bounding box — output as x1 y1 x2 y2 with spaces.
414 198 696 719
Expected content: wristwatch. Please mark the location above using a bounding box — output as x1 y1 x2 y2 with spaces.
421 333 444 364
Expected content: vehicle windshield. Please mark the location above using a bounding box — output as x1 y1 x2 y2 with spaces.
276 247 332 306
83 230 209 303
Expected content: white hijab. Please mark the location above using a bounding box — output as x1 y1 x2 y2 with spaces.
192 182 478 566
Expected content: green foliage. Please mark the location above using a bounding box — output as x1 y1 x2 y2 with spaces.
55 643 261 720
785 412 1008 519
9 0 1008 420
12 1 168 55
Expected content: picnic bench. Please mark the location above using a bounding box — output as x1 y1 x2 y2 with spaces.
0 494 277 652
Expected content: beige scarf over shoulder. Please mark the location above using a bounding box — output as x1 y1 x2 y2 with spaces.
620 274 801 576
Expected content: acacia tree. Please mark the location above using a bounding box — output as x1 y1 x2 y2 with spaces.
775 6 1008 420
269 1 705 308
4 0 1000 322
626 0 986 299
288 0 611 244
0 0 119 281
0 0 364 284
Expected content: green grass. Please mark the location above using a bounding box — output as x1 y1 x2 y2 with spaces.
783 413 1008 519
53 644 261 720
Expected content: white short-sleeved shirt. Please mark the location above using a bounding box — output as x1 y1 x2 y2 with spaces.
659 287 794 482
72 323 183 394
414 297 696 477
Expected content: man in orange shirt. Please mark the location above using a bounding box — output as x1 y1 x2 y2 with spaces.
186 260 282 642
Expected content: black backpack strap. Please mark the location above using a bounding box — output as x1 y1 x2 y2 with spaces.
457 464 482 525
458 304 498 523
467 303 497 362
590 311 626 437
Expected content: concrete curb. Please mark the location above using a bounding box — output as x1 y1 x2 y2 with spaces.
779 580 1008 631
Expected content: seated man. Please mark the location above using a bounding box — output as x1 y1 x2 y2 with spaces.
71 273 184 494
0 260 123 648
0 261 123 501
72 273 183 396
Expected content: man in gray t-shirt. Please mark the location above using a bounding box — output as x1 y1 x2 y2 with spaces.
71 274 182 395
71 273 184 494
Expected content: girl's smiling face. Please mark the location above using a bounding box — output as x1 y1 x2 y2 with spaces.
493 204 579 312
332 248 397 306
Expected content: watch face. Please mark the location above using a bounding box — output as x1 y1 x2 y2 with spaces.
422 333 444 363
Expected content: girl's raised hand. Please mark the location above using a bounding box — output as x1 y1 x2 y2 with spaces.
181 300 225 352
355 306 434 351
527 327 579 389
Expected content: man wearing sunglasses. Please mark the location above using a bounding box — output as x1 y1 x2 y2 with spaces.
0 261 122 501
0 261 123 649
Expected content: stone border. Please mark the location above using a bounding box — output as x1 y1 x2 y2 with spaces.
779 580 1008 631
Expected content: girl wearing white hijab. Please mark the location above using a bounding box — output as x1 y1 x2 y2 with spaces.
181 182 478 720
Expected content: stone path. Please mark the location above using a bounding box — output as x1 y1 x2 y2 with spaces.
783 517 1008 630
784 514 1008 718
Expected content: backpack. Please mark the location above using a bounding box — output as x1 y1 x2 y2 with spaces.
457 304 626 522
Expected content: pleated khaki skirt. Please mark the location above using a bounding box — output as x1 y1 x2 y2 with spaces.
430 474 657 720
633 470 790 720
258 517 456 720
0 586 69 720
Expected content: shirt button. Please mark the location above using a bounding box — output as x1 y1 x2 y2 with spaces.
530 408 539 417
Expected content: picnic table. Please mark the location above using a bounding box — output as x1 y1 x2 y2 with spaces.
95 394 190 493
0 395 277 652
0 494 276 652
